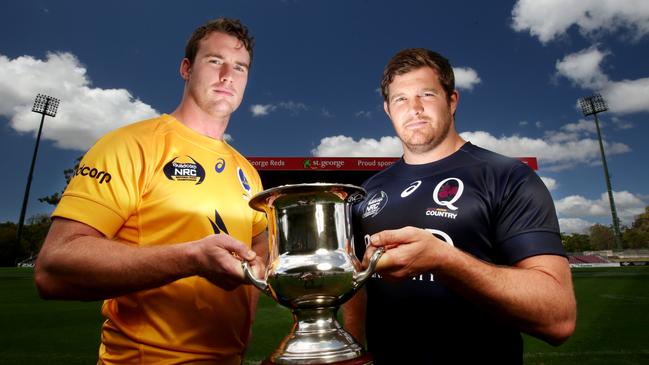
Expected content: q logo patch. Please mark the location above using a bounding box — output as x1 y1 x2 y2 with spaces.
432 178 463 211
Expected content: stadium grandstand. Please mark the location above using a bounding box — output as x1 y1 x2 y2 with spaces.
568 250 649 268
567 254 619 268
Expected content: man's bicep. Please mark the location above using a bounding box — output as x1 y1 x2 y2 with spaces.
515 254 572 285
45 217 105 247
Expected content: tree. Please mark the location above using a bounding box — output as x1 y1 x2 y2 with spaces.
38 156 82 206
0 222 18 266
589 224 616 250
622 206 649 249
0 156 82 266
20 214 51 258
0 215 52 266
562 232 591 253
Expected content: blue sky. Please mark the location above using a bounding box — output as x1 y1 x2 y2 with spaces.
1 0 648 233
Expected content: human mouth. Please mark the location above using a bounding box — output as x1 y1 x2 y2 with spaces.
404 118 429 129
213 87 234 97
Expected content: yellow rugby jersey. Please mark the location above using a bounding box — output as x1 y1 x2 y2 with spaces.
53 114 267 364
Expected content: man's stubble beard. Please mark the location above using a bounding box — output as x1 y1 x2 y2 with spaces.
401 113 453 154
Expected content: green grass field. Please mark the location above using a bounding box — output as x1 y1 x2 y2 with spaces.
1 266 648 364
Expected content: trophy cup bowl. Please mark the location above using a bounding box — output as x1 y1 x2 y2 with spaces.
242 183 383 365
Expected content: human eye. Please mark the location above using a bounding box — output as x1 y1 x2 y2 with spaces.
391 96 406 104
234 64 247 72
208 57 223 65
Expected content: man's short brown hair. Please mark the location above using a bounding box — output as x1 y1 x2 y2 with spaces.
184 17 255 66
381 48 455 103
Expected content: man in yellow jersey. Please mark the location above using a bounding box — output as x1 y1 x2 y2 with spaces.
35 18 267 364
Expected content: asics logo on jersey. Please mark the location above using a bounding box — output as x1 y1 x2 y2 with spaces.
209 209 229 235
215 158 226 173
401 180 422 198
75 164 112 184
432 178 463 210
163 156 205 185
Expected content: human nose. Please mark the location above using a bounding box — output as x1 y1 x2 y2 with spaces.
219 64 233 83
410 97 423 115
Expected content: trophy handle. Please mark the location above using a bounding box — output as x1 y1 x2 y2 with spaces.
352 247 385 290
242 261 271 295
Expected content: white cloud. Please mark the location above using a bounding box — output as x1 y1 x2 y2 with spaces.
601 77 649 115
555 195 610 217
460 130 630 171
249 100 308 117
511 0 649 44
321 108 334 118
559 217 594 234
555 47 609 89
610 116 633 130
0 52 157 151
540 176 558 191
555 190 646 225
556 47 649 114
250 104 276 117
561 119 598 134
355 110 372 119
311 135 402 157
545 119 598 144
453 67 482 91
278 101 308 114
313 123 630 171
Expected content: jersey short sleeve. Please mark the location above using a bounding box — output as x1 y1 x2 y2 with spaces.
493 163 563 263
52 126 146 238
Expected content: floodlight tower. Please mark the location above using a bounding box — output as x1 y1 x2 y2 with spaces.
578 94 622 250
16 94 60 246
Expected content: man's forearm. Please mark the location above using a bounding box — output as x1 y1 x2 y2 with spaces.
36 231 197 300
435 249 576 345
342 288 367 345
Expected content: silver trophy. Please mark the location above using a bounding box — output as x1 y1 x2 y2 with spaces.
242 183 383 365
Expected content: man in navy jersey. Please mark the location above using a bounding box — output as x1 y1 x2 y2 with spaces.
342 48 576 364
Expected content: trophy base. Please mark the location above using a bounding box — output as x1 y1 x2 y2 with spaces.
261 352 373 365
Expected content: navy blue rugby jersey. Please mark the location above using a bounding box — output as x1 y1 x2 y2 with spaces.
351 142 564 364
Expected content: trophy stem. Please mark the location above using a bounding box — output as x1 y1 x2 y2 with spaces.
268 306 367 365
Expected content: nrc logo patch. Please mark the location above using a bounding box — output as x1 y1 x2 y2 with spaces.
362 191 388 218
163 156 205 185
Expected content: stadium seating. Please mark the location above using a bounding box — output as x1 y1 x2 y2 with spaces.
568 255 611 264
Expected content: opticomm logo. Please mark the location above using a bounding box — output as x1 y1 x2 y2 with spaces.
75 164 112 184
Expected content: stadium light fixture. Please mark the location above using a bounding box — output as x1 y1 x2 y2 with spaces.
16 94 60 249
578 94 622 250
